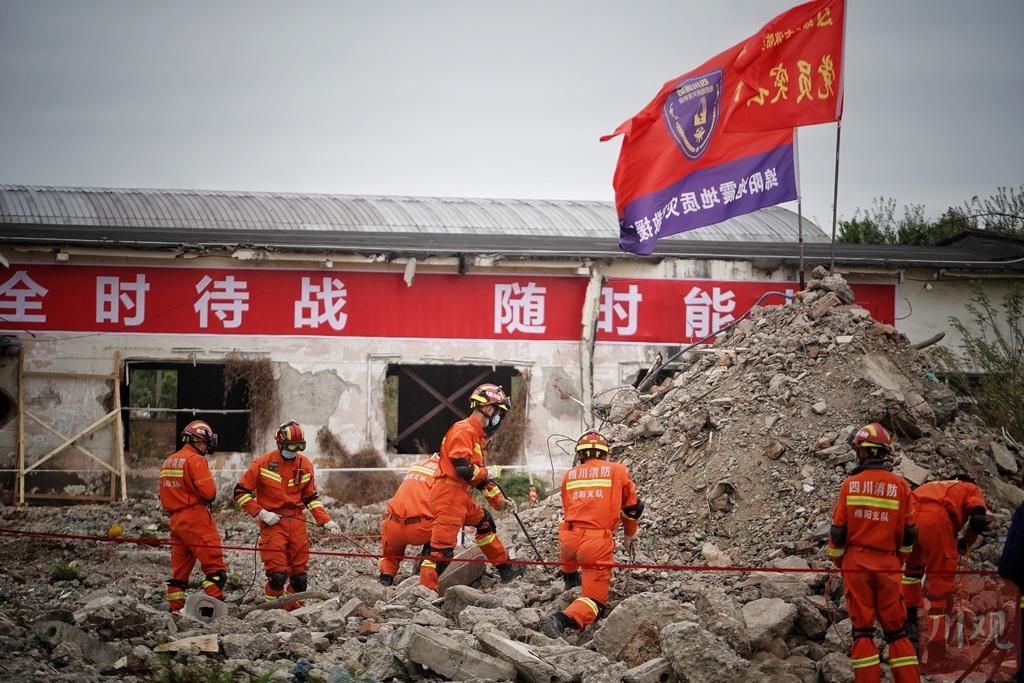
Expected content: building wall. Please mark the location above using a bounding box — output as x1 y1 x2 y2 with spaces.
0 250 1013 500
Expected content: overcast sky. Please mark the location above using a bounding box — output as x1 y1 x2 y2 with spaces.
1 1 1021 234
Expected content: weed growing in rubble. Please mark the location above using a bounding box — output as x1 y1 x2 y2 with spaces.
933 280 1024 442
498 472 547 506
148 654 253 683
48 560 85 582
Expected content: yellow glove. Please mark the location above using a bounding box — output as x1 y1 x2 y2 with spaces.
490 465 503 479
502 497 518 514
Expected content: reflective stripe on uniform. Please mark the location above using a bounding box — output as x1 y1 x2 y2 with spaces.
260 468 283 483
828 546 845 558
476 532 497 546
901 575 921 585
851 654 880 669
236 493 254 506
566 478 612 491
576 597 600 617
846 495 900 510
160 469 184 479
889 654 919 669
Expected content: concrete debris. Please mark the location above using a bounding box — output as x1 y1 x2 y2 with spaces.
0 273 1021 682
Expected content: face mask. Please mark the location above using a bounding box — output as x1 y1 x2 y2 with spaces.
484 410 502 434
280 448 297 461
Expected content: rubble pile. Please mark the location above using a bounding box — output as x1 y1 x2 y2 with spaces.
1 270 1022 682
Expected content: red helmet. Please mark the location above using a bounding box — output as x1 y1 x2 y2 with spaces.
469 383 510 412
275 421 306 452
576 430 609 459
182 420 217 451
851 423 892 456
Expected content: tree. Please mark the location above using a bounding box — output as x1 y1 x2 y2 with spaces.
838 185 1024 245
931 281 1024 443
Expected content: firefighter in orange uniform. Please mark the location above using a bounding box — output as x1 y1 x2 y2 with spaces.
536 430 643 639
234 421 342 609
828 423 920 682
901 474 989 661
378 454 439 586
159 420 228 612
528 486 539 508
419 383 525 592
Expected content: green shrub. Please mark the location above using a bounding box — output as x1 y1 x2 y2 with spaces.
49 560 85 582
495 473 548 505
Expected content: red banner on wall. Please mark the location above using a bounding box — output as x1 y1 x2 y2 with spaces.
0 264 895 345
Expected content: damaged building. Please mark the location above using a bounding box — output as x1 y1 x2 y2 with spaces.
0 184 1022 503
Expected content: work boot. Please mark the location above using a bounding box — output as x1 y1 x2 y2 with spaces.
536 611 574 640
378 573 394 587
904 606 920 653
497 562 526 583
562 570 581 590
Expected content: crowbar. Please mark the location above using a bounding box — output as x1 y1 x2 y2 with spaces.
493 480 544 563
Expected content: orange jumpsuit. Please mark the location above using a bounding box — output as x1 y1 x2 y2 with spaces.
901 479 987 659
379 455 438 580
234 450 333 608
828 462 919 683
557 458 640 631
419 416 511 591
159 444 227 611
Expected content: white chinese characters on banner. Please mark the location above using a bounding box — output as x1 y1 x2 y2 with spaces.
0 271 48 323
194 275 249 329
295 277 348 330
598 284 642 336
494 282 546 334
684 285 736 339
97 275 150 326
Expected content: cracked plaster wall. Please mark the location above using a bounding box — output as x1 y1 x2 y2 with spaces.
0 261 1011 498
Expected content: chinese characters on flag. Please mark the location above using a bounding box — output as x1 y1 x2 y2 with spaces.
725 0 846 132
602 0 846 255
0 264 895 345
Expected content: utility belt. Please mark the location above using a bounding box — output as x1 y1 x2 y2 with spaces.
440 476 471 492
269 507 305 519
560 521 612 538
388 512 429 525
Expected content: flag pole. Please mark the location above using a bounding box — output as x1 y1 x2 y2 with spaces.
828 119 842 273
798 198 805 290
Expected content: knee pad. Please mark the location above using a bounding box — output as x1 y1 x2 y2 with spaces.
853 626 875 642
268 571 288 591
476 509 497 536
205 570 227 590
167 579 188 589
883 627 907 643
290 573 308 593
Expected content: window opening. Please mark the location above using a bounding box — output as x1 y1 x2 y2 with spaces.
121 361 249 459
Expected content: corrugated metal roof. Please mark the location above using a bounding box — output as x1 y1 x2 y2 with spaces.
0 185 829 243
3 185 1022 273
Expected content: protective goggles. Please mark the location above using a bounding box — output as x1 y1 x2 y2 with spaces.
281 441 306 452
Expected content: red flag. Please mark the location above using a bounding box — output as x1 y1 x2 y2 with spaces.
723 0 845 132
601 39 797 255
